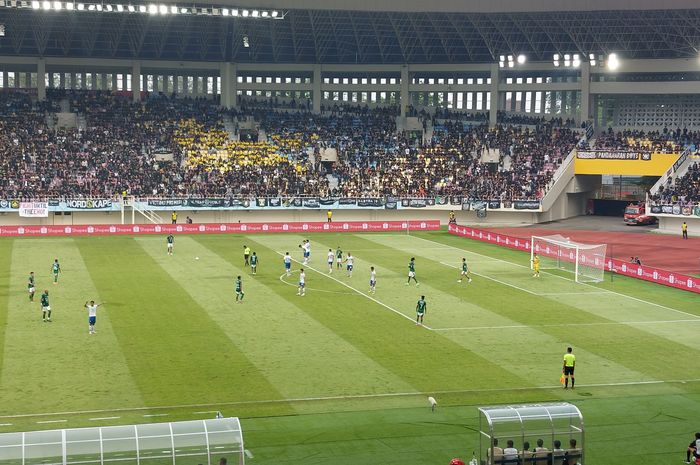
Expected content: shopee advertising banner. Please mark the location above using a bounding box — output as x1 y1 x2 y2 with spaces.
448 224 700 294
0 220 440 237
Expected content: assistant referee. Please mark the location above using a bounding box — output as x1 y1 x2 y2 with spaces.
563 347 576 389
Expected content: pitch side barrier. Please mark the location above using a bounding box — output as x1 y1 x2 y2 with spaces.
0 220 441 237
448 224 700 294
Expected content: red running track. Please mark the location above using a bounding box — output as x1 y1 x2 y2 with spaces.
484 227 700 275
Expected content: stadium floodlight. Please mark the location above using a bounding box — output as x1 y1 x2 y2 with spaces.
147 3 156 14
589 53 596 66
95 4 102 10
261 10 268 17
31 1 39 9
179 6 187 13
106 4 113 11
66 2 73 9
251 9 258 17
271 10 278 17
517 54 526 64
77 2 84 9
607 53 619 70
41 0 49 9
53 1 61 9
242 35 249 47
158 4 166 14
241 8 248 16
572 53 581 68
138 4 145 12
231 8 238 15
221 7 228 15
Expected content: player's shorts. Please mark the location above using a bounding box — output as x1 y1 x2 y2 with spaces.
336 258 342 263
370 280 376 286
328 260 333 265
564 366 575 375
408 271 416 278
347 264 353 271
461 270 468 275
298 282 305 288
236 290 243 295
89 316 96 325
167 243 173 248
416 310 425 315
285 263 291 270
534 265 540 272
28 287 35 293
42 305 50 311
251 264 257 269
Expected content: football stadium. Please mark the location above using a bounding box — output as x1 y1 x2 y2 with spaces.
0 1 699 464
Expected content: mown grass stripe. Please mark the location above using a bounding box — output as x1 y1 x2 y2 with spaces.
75 236 294 414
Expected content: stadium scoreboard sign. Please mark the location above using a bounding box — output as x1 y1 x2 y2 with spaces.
574 150 680 176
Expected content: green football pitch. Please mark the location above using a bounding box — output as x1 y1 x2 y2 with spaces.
0 230 698 465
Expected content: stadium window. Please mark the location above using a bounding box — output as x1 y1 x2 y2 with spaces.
126 74 132 92
466 92 473 110
255 90 262 96
515 77 523 84
477 78 483 85
476 92 483 110
274 77 280 84
361 78 368 85
207 76 213 94
456 92 463 109
428 78 434 85
486 92 491 110
196 76 203 94
437 78 444 85
323 91 330 100
332 78 339 84
447 78 454 85
535 91 542 113
525 92 532 112
175 76 182 94
351 78 358 85
265 90 272 98
351 92 358 103
237 76 243 83
361 91 368 102
340 91 347 101
369 78 376 85
116 73 123 91
390 78 397 85
155 76 162 92
526 77 532 84
323 77 330 84
370 91 377 102
246 90 253 96
187 76 194 94
146 75 154 92
244 76 251 83
216 77 221 94
515 91 522 111
416 78 424 85
456 78 463 85
467 78 474 85
555 91 562 114
380 91 387 102
342 78 348 85
0 72 3 88
18 73 25 88
30 72 37 88
486 78 491 84
546 76 552 84
63 72 70 89
236 90 242 96
447 92 454 109
536 77 543 84
44 73 49 89
332 91 339 101
264 76 271 84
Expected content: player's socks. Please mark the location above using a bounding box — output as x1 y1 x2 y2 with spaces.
571 378 574 388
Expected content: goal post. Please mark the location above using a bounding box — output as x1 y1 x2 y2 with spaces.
530 234 607 283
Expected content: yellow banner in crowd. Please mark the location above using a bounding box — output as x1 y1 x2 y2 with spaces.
574 150 680 176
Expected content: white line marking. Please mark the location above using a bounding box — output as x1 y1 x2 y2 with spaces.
278 270 355 295
89 416 121 421
439 261 542 296
193 411 219 415
433 319 700 331
275 252 431 329
245 450 254 459
0 423 12 426
4 378 700 420
143 414 168 417
36 419 67 424
409 234 700 320
538 291 612 296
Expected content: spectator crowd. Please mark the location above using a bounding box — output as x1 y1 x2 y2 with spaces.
1 89 587 201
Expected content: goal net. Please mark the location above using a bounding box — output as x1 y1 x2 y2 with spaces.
531 234 607 283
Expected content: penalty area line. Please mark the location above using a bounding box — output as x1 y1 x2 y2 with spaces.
433 319 700 331
275 252 430 329
4 378 700 421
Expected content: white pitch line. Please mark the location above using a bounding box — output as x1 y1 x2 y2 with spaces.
193 411 219 415
143 413 168 417
0 423 12 426
538 291 612 296
89 416 121 421
36 419 67 424
411 234 700 321
278 270 355 295
244 450 254 459
439 261 541 296
3 378 700 420
275 252 430 329
433 319 700 331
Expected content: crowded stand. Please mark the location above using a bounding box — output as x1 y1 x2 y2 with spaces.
0 90 582 201
651 162 700 206
593 128 700 153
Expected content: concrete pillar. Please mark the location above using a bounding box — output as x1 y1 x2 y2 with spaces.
580 62 591 124
132 61 141 102
230 63 238 106
312 64 322 114
489 63 499 128
400 65 409 117
219 62 236 108
37 59 46 101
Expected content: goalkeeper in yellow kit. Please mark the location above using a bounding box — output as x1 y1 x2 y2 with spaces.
532 253 540 278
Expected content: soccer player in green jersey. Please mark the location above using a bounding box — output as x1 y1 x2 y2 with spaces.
250 252 258 275
235 276 245 303
41 290 51 322
166 234 174 255
415 295 427 325
51 259 61 284
28 272 36 303
406 257 419 286
458 257 472 283
336 247 343 270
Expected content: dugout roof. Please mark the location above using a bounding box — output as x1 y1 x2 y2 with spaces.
1 3 700 63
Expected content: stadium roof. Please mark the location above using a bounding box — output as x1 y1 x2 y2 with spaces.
1 5 700 64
